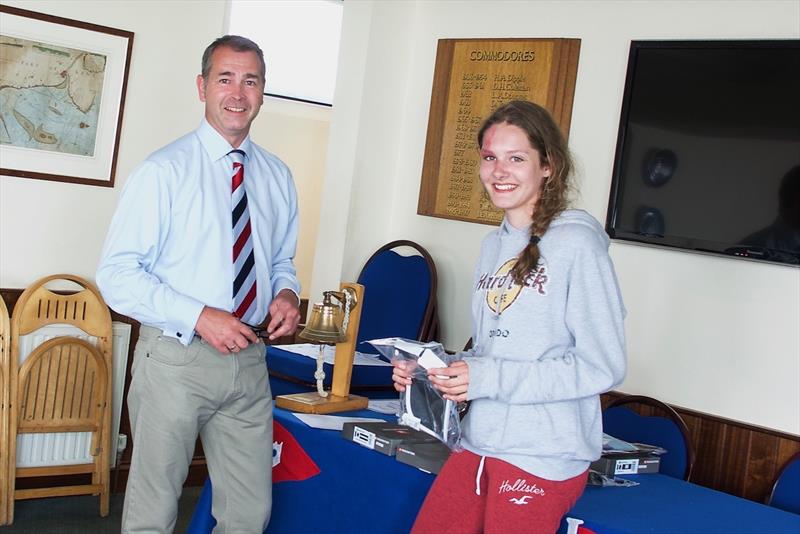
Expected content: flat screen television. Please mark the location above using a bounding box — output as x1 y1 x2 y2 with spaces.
605 40 800 266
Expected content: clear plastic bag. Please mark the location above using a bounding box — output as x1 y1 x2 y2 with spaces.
367 337 462 450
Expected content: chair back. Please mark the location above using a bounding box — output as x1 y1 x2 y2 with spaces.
11 274 112 347
768 452 800 514
6 274 112 521
0 298 9 525
602 395 694 480
356 240 439 352
267 240 439 396
17 337 108 438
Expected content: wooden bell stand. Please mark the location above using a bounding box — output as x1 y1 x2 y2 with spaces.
275 282 369 414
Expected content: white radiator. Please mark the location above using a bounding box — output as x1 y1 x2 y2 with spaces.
15 321 131 468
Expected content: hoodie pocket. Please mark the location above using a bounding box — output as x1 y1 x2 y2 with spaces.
467 399 580 456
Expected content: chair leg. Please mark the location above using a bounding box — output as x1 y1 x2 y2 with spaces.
101 461 110 517
6 472 15 524
99 440 110 517
100 490 109 517
92 461 110 517
0 480 6 526
0 491 8 526
6 490 14 525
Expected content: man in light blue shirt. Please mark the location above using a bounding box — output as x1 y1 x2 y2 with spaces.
97 35 300 533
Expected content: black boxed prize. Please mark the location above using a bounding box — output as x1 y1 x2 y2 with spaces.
395 440 451 474
590 453 661 476
342 421 437 456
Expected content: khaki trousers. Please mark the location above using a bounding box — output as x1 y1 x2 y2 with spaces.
122 326 273 533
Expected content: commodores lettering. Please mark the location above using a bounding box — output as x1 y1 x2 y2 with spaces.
469 50 535 62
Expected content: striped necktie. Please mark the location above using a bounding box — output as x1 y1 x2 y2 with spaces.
229 149 257 323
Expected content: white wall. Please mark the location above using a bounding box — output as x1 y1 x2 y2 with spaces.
251 99 329 299
0 0 222 288
0 0 326 297
317 0 800 434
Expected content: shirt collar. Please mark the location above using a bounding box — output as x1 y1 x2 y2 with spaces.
196 118 252 163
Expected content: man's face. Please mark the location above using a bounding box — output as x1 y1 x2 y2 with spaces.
196 46 265 148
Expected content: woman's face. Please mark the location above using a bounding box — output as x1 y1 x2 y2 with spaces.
479 122 550 228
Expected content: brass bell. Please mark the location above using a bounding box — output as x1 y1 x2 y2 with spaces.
299 293 346 344
274 282 368 414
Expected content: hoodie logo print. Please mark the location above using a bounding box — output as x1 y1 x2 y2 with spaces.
481 259 522 314
478 259 550 314
509 495 532 505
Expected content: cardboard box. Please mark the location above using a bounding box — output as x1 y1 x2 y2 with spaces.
341 422 437 456
395 440 451 474
591 453 661 476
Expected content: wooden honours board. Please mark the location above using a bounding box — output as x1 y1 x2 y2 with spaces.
417 38 580 225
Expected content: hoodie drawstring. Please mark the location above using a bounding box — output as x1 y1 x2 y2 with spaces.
475 455 486 495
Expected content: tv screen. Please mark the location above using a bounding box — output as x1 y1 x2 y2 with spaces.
606 40 800 266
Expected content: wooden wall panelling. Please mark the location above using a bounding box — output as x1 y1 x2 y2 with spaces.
746 430 783 502
717 422 751 497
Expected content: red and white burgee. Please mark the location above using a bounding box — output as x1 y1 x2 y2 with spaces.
272 420 321 483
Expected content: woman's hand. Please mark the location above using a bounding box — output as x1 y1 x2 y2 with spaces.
392 360 415 392
428 360 470 402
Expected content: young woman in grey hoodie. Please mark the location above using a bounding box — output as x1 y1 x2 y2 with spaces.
393 100 627 533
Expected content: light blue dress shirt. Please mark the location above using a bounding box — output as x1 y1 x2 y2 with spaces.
97 119 300 344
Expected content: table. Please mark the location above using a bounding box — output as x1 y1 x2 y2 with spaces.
187 407 435 534
189 408 800 534
557 474 800 534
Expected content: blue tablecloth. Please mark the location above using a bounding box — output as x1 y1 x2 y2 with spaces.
558 473 800 534
187 407 435 534
189 407 800 534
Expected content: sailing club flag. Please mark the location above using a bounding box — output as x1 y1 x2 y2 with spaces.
272 420 321 483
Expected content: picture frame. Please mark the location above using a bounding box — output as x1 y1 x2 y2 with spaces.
417 38 581 226
0 5 134 187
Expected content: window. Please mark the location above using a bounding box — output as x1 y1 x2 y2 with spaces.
228 0 343 106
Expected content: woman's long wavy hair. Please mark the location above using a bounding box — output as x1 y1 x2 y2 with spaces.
477 100 574 285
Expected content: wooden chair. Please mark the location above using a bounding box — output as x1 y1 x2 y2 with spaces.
7 274 112 523
602 394 695 481
0 297 9 525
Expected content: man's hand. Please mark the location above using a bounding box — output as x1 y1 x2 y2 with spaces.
266 289 301 341
195 306 259 354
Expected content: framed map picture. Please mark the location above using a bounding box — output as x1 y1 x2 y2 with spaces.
0 5 133 187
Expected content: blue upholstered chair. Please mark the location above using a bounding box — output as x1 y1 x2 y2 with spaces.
767 452 800 515
602 395 695 481
354 240 439 351
267 240 439 397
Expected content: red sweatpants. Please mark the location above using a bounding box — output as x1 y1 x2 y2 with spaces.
412 450 587 534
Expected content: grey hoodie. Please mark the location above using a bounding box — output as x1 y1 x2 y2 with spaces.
461 209 627 481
